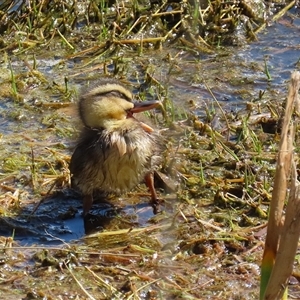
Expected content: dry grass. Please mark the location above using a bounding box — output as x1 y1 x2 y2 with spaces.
0 1 299 299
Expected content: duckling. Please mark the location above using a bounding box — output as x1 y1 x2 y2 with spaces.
69 78 161 216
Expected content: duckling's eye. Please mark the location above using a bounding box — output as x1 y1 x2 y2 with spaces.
112 91 131 101
100 91 132 102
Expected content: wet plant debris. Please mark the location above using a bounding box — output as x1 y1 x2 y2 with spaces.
0 1 299 299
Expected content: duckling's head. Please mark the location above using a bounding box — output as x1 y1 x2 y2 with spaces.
79 79 134 130
79 79 159 131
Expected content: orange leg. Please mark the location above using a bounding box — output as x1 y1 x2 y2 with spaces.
83 194 93 216
145 172 160 214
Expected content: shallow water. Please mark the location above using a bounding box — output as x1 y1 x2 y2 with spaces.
169 10 300 113
0 7 299 245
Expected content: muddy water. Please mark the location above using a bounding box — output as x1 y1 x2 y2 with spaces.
0 8 299 244
169 13 300 113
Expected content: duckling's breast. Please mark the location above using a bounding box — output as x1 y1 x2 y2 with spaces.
70 125 159 195
101 128 155 191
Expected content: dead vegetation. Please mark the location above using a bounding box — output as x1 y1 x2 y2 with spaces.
0 1 299 299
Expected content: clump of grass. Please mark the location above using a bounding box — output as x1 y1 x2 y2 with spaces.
0 0 292 55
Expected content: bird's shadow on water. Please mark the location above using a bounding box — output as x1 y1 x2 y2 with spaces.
0 189 165 245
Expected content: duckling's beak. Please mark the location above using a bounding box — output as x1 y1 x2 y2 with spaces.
130 100 160 113
128 100 160 133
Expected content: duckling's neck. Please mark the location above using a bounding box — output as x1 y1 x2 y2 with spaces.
102 118 138 133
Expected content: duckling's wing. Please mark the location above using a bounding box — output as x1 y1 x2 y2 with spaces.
69 128 107 191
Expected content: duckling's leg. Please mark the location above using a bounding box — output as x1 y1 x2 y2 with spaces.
144 172 159 214
83 194 93 216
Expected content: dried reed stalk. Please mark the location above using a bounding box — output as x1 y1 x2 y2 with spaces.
261 71 300 299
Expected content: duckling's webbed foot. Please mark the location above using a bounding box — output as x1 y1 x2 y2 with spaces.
144 172 161 214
